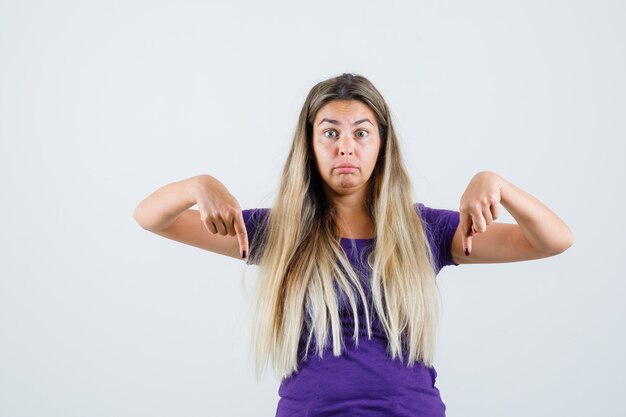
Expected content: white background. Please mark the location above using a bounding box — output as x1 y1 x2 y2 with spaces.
1 0 624 416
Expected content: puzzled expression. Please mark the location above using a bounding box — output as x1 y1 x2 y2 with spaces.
311 100 382 198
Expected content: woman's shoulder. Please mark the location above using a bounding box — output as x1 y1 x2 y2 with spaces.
243 205 456 220
241 208 272 265
242 207 270 216
414 202 461 271
414 202 460 218
242 204 458 221
414 202 461 235
242 208 271 229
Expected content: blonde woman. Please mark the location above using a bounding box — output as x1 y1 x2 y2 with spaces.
133 73 573 416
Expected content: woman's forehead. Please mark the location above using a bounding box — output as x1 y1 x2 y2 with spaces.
314 100 376 126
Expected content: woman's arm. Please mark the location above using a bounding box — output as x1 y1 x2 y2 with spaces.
133 175 249 259
451 171 574 265
133 176 198 231
498 178 574 254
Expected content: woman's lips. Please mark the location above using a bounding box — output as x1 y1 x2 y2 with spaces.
335 167 357 173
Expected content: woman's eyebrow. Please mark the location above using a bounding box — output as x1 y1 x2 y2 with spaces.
318 118 373 127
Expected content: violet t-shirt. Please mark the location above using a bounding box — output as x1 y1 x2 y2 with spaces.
242 203 460 417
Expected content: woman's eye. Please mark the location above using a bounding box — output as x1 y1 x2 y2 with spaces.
322 130 367 139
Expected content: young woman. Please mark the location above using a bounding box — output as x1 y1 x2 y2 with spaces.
133 73 573 416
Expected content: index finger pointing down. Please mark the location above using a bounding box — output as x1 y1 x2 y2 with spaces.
235 211 249 259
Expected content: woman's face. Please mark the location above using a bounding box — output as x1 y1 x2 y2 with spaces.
311 100 381 200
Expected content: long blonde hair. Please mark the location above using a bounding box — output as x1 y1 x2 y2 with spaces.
247 73 440 382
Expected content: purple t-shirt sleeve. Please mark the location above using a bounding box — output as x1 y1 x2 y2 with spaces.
242 208 270 265
415 203 461 273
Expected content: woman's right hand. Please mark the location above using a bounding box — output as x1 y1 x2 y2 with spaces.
191 175 249 259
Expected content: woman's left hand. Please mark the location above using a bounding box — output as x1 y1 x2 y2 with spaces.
459 171 507 256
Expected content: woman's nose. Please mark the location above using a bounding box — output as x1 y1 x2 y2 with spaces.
338 136 353 155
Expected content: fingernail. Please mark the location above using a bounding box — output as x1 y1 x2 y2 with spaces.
242 250 247 259
464 248 470 256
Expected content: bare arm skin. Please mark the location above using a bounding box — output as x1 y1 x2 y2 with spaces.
451 171 574 265
133 175 248 260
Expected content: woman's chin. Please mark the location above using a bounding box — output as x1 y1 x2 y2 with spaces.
331 180 367 193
